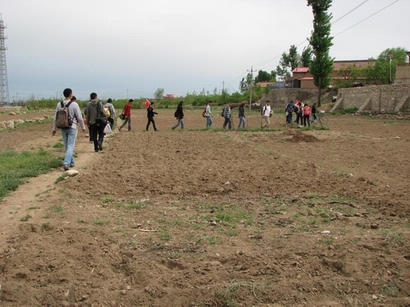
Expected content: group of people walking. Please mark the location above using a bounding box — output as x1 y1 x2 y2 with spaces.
53 89 319 172
284 100 317 127
52 89 119 170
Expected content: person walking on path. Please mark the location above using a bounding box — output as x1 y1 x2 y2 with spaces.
172 101 185 130
205 101 213 129
311 103 317 122
84 92 107 152
285 100 294 124
118 99 133 132
146 101 158 131
303 103 311 127
237 101 246 129
222 103 233 130
104 98 116 129
261 100 272 129
52 88 86 170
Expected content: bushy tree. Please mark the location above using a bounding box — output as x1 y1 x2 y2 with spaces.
334 64 366 88
365 47 407 84
301 46 313 67
154 88 164 100
307 0 334 107
255 70 276 83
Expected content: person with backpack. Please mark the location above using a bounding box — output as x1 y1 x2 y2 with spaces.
84 92 107 152
222 103 232 130
52 88 86 171
285 100 294 124
204 101 213 129
146 101 158 131
104 98 116 129
303 103 311 127
118 99 133 132
237 101 246 129
171 101 185 130
294 100 303 126
261 100 272 129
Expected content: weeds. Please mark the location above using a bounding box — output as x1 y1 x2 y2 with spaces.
0 149 61 200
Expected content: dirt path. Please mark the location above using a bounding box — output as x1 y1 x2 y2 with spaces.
0 126 110 252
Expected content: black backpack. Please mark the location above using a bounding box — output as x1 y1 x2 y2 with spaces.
55 101 73 129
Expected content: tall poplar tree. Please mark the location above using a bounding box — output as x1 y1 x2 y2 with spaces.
307 0 334 107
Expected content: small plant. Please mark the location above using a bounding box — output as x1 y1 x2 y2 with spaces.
101 196 115 204
53 142 64 149
158 226 171 242
55 173 69 183
92 219 106 226
20 214 32 222
125 200 146 210
41 222 53 231
52 205 65 215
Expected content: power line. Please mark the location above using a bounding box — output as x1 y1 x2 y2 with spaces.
332 0 370 24
334 0 400 37
231 0 401 84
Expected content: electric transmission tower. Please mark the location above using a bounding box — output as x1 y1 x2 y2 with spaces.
0 14 9 105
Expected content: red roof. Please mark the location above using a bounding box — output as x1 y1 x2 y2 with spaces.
293 67 309 73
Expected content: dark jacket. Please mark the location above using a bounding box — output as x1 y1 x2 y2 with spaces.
238 105 245 118
85 100 105 125
174 106 184 119
147 106 158 118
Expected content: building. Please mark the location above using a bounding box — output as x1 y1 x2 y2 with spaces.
292 60 375 89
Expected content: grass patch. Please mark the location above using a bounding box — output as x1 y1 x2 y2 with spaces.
0 149 61 200
53 142 64 149
20 214 32 222
55 173 69 183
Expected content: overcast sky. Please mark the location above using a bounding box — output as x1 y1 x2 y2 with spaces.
1 0 409 101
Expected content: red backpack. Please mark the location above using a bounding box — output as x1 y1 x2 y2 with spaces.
304 106 311 116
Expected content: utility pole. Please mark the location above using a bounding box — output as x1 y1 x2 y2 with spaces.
0 14 10 105
248 66 255 111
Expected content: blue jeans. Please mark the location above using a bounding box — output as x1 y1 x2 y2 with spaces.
61 127 77 166
206 116 213 128
223 117 232 129
238 116 246 129
172 118 184 130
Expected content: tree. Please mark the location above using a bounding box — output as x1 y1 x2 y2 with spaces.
307 0 334 107
239 72 253 93
301 46 313 67
334 64 366 88
365 47 407 84
255 70 276 83
154 88 164 100
276 45 300 80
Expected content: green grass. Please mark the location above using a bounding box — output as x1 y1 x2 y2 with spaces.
0 149 62 200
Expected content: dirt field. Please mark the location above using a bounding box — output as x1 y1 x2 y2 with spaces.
0 107 410 307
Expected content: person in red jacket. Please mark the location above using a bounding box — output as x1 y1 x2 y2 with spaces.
303 103 311 127
118 99 133 132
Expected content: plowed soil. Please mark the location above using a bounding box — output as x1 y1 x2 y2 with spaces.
0 108 410 307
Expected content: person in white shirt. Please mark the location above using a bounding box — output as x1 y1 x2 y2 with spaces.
261 100 272 129
205 101 213 128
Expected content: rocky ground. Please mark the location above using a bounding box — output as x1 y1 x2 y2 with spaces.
0 107 409 307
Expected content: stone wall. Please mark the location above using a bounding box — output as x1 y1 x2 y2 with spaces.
333 84 410 113
260 88 318 108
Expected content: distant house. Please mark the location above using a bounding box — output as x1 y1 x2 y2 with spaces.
292 60 375 89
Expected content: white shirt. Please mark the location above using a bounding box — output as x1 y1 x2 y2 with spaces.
263 104 271 117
